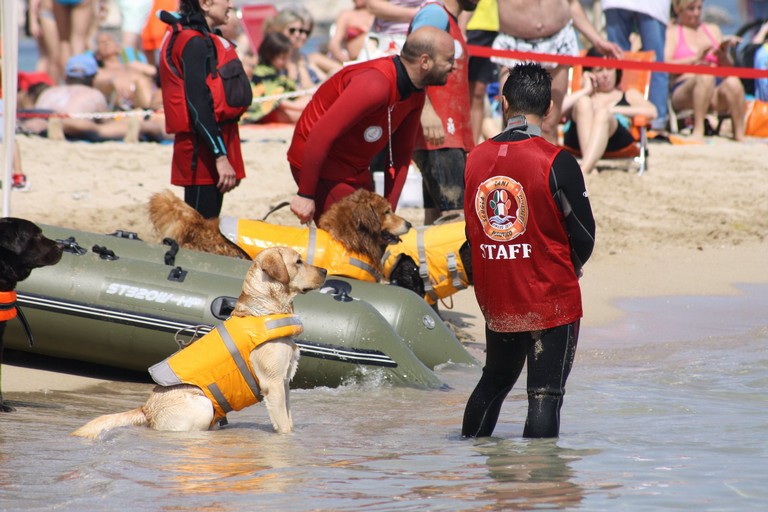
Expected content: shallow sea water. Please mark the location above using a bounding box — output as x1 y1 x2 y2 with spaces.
2 284 767 511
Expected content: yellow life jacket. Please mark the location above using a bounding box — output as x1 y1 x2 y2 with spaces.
0 291 17 322
148 314 303 424
219 217 380 282
382 221 469 305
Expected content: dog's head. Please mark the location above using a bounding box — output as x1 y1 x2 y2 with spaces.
0 218 63 291
319 189 412 256
233 246 327 317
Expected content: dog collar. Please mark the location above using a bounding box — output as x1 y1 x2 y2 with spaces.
0 291 18 321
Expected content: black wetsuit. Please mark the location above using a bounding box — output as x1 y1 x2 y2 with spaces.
462 119 595 439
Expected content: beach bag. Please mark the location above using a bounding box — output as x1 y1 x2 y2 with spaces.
745 99 768 137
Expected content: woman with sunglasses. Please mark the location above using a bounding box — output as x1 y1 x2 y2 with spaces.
265 7 340 90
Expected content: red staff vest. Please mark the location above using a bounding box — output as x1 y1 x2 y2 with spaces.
464 137 583 332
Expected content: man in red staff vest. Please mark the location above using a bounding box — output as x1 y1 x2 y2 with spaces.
462 62 595 438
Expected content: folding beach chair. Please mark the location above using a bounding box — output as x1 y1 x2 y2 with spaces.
238 3 278 51
563 51 655 176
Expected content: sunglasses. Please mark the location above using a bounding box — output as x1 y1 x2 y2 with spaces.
288 27 311 36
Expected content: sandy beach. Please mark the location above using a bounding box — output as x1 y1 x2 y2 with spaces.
4 126 768 393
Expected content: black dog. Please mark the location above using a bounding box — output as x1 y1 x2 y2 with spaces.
0 218 63 412
387 241 473 300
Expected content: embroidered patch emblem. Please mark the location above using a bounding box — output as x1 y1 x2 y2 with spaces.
474 176 528 241
364 126 383 142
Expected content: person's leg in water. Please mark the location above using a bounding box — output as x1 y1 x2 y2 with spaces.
461 326 528 438
523 321 579 438
462 321 579 438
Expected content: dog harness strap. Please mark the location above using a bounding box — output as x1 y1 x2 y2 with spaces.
416 228 437 302
349 257 380 281
0 291 18 321
307 226 318 265
445 252 465 290
207 383 233 414
216 324 263 401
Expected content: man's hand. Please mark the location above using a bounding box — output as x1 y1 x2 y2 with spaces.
420 101 444 146
290 194 315 224
216 157 238 193
594 38 623 60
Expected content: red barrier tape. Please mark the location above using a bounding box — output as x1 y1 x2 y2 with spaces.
467 45 768 79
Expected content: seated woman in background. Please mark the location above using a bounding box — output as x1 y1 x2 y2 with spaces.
665 0 745 140
264 7 340 89
327 0 374 63
562 47 657 174
245 32 311 124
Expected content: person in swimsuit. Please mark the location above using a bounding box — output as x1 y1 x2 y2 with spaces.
562 47 658 174
492 0 622 144
665 0 746 140
328 0 375 62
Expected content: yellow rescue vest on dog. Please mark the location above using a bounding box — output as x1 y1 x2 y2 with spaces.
220 217 380 282
382 221 469 305
148 314 303 423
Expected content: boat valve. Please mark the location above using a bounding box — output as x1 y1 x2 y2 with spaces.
92 245 119 261
57 236 87 255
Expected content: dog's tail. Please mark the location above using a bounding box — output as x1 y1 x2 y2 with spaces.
71 407 148 439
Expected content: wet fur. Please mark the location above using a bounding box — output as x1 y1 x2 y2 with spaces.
71 247 327 438
148 189 411 278
0 218 63 412
317 189 411 276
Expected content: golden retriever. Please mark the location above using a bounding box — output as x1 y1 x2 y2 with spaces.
71 247 327 438
148 189 412 278
148 189 251 259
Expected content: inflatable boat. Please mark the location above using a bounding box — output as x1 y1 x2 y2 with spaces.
4 226 476 389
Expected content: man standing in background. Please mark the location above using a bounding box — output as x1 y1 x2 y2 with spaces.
601 0 671 133
409 0 478 224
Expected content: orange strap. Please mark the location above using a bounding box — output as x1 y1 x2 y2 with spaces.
0 291 18 321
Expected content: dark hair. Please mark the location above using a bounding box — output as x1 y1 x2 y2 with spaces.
584 46 622 84
401 37 433 63
179 0 201 15
258 32 293 65
64 75 96 87
502 62 552 117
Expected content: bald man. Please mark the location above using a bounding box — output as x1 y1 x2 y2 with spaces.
287 26 457 224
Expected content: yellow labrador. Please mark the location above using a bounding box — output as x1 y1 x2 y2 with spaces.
71 247 326 438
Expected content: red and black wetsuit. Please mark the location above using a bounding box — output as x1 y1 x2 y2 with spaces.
462 118 595 439
287 56 425 220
